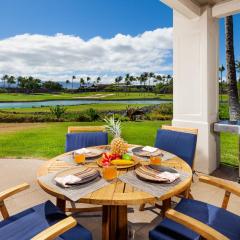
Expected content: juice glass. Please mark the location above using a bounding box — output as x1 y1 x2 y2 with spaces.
150 156 162 165
74 153 86 164
102 165 117 181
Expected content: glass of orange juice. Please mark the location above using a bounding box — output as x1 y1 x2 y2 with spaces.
74 153 86 164
150 156 162 165
102 165 117 181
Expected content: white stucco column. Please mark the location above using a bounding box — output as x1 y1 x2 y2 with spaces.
172 6 219 174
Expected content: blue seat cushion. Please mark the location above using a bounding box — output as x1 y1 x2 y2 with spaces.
65 132 108 152
154 129 197 167
0 200 92 240
149 198 240 240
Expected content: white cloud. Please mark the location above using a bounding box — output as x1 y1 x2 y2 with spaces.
0 28 173 83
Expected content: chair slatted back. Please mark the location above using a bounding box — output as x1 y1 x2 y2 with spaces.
155 125 198 169
68 126 106 134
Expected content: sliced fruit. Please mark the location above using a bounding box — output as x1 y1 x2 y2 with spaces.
111 159 134 165
122 154 132 160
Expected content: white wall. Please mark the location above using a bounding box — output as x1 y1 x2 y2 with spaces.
172 6 219 173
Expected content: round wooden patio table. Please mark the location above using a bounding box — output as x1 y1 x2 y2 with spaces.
37 145 192 240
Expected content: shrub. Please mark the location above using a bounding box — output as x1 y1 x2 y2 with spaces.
219 103 229 120
84 108 100 121
146 112 172 121
112 113 129 122
0 88 7 93
77 113 92 122
49 105 67 119
153 103 173 115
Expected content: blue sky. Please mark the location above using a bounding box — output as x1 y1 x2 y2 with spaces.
0 0 239 82
0 0 172 39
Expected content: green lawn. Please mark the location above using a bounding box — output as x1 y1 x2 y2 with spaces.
0 121 238 167
0 92 172 102
2 103 150 113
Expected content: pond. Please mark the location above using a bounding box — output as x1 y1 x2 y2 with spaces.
0 99 171 109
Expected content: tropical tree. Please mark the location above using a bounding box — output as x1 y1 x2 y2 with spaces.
124 73 130 95
219 65 225 102
1 74 8 88
80 77 85 89
96 76 101 91
17 76 24 88
65 79 70 89
7 76 16 88
96 76 101 84
18 76 41 93
148 72 155 94
42 81 63 91
114 76 122 95
225 15 240 120
71 75 76 89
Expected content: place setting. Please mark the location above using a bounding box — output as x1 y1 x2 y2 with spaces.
56 147 104 165
118 154 190 198
38 165 110 202
131 145 176 161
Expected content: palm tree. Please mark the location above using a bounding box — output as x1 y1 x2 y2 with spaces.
225 15 240 120
96 77 101 92
71 75 76 90
86 77 91 89
7 76 16 88
219 65 225 102
80 78 85 91
2 75 8 88
148 72 155 94
124 74 130 95
114 76 122 95
65 79 70 89
17 76 24 88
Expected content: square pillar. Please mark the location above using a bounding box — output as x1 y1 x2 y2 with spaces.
172 6 219 174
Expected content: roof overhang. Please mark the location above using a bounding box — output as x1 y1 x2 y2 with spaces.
160 0 240 19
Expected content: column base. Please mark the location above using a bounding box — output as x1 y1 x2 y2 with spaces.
172 119 219 174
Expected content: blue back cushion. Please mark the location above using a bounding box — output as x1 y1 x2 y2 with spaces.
65 132 108 152
0 201 92 240
154 129 197 167
149 198 240 240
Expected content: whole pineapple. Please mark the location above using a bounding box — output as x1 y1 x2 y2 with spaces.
104 116 128 156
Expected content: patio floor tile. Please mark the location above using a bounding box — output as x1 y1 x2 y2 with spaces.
0 158 240 239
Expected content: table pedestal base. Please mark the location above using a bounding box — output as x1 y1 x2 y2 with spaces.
102 205 128 240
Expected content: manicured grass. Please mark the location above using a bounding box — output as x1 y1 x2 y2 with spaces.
0 92 172 102
220 132 238 166
0 122 238 167
3 103 150 113
0 121 167 159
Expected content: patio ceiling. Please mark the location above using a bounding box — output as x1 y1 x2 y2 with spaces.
161 0 240 19
192 0 225 6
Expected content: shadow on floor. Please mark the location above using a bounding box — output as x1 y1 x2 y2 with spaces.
211 164 239 182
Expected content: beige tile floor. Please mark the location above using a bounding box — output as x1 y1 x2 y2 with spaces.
0 158 240 240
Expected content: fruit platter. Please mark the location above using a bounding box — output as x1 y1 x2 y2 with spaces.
97 153 140 169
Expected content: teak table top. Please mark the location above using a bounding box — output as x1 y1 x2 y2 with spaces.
37 145 192 206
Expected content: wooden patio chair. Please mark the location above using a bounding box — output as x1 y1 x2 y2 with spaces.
65 125 108 213
140 125 198 212
149 175 240 240
0 183 92 240
66 125 108 152
67 125 106 134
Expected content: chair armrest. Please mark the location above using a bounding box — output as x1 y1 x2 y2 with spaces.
166 209 229 240
31 217 77 240
0 183 30 201
199 176 240 197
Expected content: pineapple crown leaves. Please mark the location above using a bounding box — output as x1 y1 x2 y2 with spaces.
103 115 122 138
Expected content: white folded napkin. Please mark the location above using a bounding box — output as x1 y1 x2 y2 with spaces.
142 146 158 153
156 171 180 183
75 148 91 154
55 175 82 187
